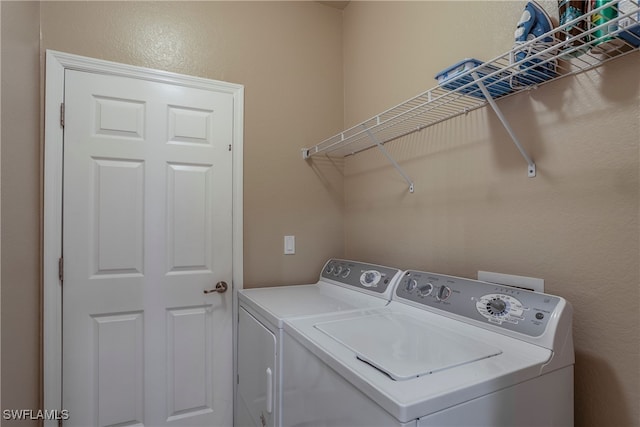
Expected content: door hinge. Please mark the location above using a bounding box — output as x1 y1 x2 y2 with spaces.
60 103 65 128
58 257 64 282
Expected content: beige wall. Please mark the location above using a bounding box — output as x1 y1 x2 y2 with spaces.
1 1 42 424
343 1 639 426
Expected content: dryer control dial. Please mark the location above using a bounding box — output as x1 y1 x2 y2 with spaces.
405 278 418 292
476 294 525 325
360 270 381 287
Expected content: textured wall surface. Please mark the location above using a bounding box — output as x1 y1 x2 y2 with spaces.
342 2 639 426
1 1 42 424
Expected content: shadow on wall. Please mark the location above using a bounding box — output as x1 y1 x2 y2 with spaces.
306 155 345 207
485 52 639 176
597 55 640 102
575 350 633 426
486 92 544 175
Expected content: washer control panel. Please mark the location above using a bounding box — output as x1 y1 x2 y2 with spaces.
322 259 400 295
395 270 561 337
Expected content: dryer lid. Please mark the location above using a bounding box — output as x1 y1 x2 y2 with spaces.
315 312 502 381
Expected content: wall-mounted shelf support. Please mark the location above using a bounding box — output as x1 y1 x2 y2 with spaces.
471 71 536 178
301 1 639 188
363 125 415 193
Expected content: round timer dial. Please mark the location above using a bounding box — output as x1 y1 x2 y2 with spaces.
476 293 524 324
360 270 381 287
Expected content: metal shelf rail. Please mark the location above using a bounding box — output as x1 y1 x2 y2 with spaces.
302 0 640 192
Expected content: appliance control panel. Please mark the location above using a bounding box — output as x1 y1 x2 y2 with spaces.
395 270 561 337
321 259 400 295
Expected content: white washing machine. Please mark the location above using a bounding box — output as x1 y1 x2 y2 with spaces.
235 259 403 427
282 269 574 426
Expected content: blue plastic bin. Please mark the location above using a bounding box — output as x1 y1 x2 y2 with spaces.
435 58 513 99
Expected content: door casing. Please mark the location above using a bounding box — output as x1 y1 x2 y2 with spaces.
43 50 244 425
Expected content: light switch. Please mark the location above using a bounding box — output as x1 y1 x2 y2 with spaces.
284 235 295 255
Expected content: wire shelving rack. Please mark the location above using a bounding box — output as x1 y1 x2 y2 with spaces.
301 1 640 192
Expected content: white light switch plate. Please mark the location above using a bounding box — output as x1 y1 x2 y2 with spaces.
284 235 295 255
478 271 544 293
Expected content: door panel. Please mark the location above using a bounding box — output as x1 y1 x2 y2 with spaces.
168 106 214 145
93 95 146 139
93 158 145 275
93 312 144 426
63 69 233 426
166 307 213 419
166 163 213 272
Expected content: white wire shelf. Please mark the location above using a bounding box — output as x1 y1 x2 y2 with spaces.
302 0 640 187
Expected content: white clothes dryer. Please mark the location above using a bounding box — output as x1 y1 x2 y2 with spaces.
282 269 574 427
235 259 403 427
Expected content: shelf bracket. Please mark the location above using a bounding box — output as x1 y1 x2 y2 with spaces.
363 125 414 193
471 71 536 178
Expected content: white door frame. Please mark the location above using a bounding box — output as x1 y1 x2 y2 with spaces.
43 50 244 422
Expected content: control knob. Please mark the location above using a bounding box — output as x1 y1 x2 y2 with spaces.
436 285 451 301
360 270 381 287
476 293 524 324
418 282 433 297
488 298 507 314
405 278 417 292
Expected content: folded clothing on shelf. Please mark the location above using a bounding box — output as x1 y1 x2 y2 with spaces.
435 58 513 100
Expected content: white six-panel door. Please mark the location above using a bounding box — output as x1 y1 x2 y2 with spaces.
62 69 234 426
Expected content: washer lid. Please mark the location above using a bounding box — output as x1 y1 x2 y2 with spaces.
315 312 502 381
239 283 390 328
